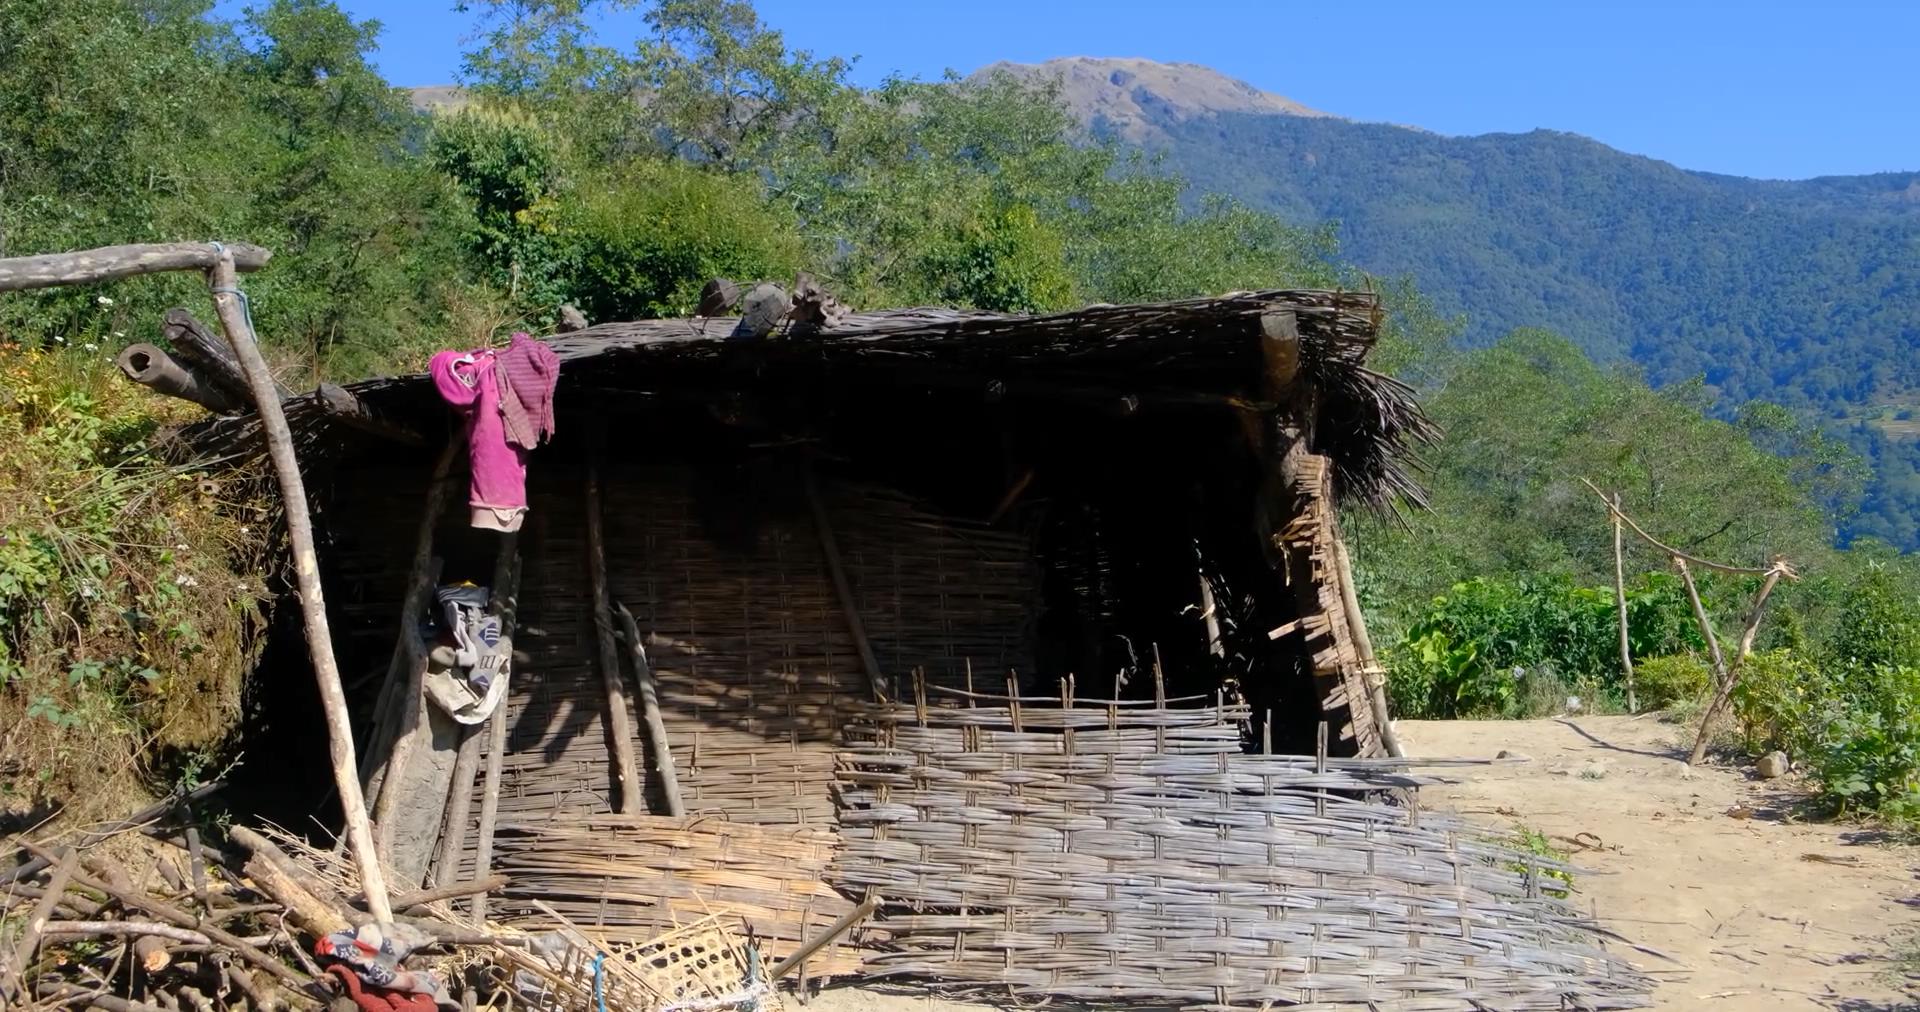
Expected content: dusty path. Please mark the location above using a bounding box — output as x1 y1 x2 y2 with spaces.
1402 716 1918 1011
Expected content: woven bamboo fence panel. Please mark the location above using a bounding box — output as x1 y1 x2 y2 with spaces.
484 817 867 977
832 687 1652 1011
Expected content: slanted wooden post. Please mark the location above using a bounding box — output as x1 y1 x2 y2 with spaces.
1674 557 1726 683
585 435 644 814
1610 493 1637 713
205 249 392 924
805 466 889 702
1688 561 1789 766
1329 527 1405 758
616 602 684 817
469 537 520 921
364 439 461 820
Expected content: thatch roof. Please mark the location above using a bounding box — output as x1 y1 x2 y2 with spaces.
179 289 1435 507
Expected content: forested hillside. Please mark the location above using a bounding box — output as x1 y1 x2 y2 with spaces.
1146 110 1920 548
3 0 1919 829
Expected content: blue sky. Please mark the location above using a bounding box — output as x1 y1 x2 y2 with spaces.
279 0 1918 180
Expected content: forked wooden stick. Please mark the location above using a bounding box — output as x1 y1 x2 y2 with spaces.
206 249 391 923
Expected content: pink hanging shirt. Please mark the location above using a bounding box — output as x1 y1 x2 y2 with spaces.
430 349 528 512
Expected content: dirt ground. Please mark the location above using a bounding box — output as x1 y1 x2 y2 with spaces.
808 715 1917 1012
1402 716 1919 1011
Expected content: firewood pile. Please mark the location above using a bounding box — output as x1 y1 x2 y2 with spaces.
1 820 782 1012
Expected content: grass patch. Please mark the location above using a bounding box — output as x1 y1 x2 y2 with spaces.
0 345 270 830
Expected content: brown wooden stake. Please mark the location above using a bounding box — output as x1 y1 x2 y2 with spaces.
1611 493 1637 713
615 602 685 817
768 898 879 980
205 250 392 924
469 536 520 921
585 440 644 814
1674 557 1726 684
1329 525 1405 758
805 466 888 701
364 439 461 803
1688 563 1788 766
5 847 76 987
429 727 484 889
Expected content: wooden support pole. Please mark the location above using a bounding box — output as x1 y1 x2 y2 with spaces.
0 242 271 293
1688 564 1788 766
585 440 644 814
1583 477 1782 576
469 535 519 921
1611 493 1637 713
1674 557 1726 683
205 249 391 925
432 727 484 886
363 439 461 801
1330 525 1405 758
805 467 888 702
615 602 684 817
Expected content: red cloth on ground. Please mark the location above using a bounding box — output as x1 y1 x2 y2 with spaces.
326 965 439 1012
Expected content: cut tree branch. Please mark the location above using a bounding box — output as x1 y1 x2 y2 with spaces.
0 242 270 293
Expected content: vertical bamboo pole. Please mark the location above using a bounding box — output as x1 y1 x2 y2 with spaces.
206 250 391 924
585 437 644 814
1330 527 1405 758
1610 493 1637 713
470 536 520 921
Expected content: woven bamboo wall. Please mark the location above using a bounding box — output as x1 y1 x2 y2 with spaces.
483 816 866 976
1276 452 1380 756
832 686 1651 1011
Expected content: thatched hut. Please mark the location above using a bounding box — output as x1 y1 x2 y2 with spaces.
164 289 1651 1010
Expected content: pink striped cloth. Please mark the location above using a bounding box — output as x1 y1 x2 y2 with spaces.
496 331 559 450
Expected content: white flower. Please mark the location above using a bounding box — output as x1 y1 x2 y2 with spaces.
239 527 251 535
96 295 114 306
235 582 249 593
52 335 65 344
174 573 199 588
112 331 125 338
175 543 189 551
82 343 98 352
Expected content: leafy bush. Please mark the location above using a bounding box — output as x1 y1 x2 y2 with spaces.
1728 648 1818 753
1385 575 1701 718
1805 664 1920 822
1634 653 1713 711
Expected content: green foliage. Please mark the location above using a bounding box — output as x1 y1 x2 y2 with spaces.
562 161 806 320
1384 574 1700 718
0 0 472 379
0 346 265 816
1348 329 1848 638
1635 653 1713 711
